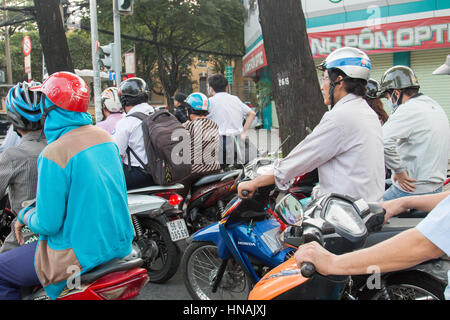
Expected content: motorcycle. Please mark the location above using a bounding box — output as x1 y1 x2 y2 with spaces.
23 247 149 300
248 192 449 300
183 170 241 232
181 157 294 300
127 184 190 283
14 199 149 300
0 195 14 245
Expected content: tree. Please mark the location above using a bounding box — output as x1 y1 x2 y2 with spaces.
33 0 74 74
257 0 326 155
90 0 244 111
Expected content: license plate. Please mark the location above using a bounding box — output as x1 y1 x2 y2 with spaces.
167 219 189 242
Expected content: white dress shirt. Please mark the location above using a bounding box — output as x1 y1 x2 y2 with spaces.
207 92 251 136
273 94 385 202
383 94 450 194
112 102 154 168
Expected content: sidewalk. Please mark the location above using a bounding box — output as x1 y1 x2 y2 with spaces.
247 128 281 155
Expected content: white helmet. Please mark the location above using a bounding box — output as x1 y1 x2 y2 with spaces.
318 47 371 81
101 87 122 113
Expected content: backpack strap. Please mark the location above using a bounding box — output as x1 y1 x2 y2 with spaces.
126 146 147 169
126 111 148 121
125 111 149 168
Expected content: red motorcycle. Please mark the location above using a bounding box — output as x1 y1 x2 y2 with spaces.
184 170 241 232
23 251 149 300
289 169 319 201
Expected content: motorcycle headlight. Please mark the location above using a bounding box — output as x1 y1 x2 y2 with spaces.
324 199 366 237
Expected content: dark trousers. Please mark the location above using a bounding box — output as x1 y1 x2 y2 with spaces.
123 164 156 190
220 135 239 169
0 241 40 300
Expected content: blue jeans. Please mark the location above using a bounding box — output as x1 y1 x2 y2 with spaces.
0 241 40 299
383 184 443 201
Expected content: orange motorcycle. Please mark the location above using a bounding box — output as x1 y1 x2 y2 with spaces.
248 193 448 300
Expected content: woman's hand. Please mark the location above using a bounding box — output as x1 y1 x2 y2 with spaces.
14 219 25 246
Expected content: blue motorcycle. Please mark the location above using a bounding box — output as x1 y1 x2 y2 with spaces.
181 158 297 300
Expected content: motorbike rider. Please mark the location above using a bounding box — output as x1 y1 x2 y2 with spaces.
0 125 20 154
95 87 123 134
112 77 156 190
0 82 47 252
179 92 221 199
0 71 134 300
172 92 189 124
206 73 256 167
238 47 385 202
294 191 450 300
364 79 389 125
380 66 450 201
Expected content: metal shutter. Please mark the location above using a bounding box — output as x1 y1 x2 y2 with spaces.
411 48 450 120
369 53 393 114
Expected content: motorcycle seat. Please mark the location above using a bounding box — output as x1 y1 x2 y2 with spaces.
362 217 422 249
289 186 313 195
193 170 240 187
127 183 184 195
80 249 143 284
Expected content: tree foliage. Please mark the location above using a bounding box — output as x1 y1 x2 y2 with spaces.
83 0 244 109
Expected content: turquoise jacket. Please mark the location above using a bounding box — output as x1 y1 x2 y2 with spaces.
19 107 134 300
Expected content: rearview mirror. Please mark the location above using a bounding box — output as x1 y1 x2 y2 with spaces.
275 194 304 226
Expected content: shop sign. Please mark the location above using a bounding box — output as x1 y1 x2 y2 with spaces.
309 16 450 58
242 42 267 77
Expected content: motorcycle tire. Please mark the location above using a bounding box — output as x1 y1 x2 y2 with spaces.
182 241 252 300
362 271 445 300
138 218 181 284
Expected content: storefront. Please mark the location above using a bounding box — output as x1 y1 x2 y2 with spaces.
243 0 450 121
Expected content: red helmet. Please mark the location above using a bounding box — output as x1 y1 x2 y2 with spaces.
30 71 90 113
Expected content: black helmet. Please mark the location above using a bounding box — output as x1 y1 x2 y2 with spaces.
380 65 420 94
172 92 187 103
366 78 380 99
117 77 149 107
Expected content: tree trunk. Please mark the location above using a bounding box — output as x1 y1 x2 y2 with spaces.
33 0 74 74
257 0 326 155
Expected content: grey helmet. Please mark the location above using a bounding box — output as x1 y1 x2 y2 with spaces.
432 54 450 75
380 65 420 94
366 78 380 99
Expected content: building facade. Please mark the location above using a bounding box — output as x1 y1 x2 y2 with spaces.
243 0 450 123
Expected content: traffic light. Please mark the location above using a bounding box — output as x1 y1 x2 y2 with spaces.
98 43 115 71
117 0 133 14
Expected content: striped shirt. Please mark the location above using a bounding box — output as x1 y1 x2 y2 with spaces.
183 118 221 174
0 130 47 214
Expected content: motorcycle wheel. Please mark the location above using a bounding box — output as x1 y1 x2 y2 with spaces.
364 271 445 300
138 218 181 284
182 241 252 300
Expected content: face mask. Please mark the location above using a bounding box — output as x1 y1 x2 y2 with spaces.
388 93 400 112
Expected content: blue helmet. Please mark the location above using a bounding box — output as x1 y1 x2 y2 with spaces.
185 92 210 113
6 81 43 131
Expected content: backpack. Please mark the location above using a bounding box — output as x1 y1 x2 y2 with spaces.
126 110 192 186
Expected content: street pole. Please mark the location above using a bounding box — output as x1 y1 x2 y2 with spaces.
3 0 12 84
113 0 122 86
89 0 103 123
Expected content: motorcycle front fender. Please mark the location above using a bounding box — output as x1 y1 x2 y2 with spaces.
187 222 231 260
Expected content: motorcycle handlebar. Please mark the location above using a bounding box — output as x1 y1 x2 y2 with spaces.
300 262 316 278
